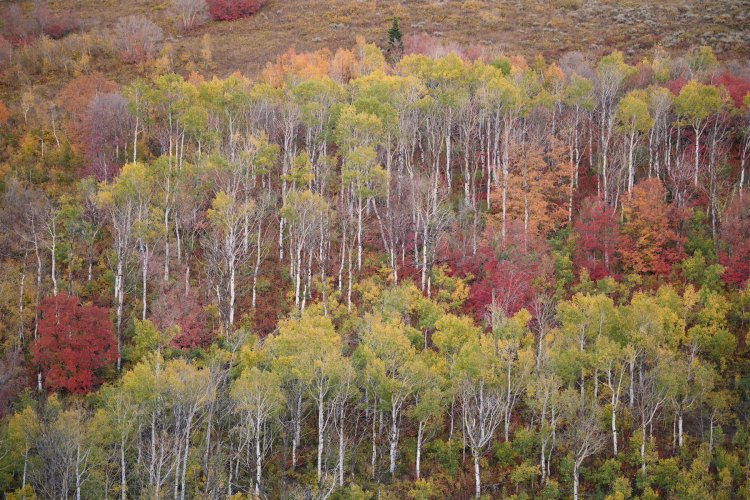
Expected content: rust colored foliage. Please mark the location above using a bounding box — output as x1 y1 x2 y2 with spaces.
151 283 212 350
206 0 267 21
0 100 9 125
618 179 685 276
504 139 570 240
33 293 116 394
57 73 118 150
573 195 618 280
719 195 750 286
261 47 332 87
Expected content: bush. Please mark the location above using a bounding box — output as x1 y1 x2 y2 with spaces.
172 0 208 30
1 2 80 44
554 0 582 9
206 0 267 21
113 15 163 64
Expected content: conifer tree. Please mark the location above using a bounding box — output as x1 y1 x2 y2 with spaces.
386 17 404 63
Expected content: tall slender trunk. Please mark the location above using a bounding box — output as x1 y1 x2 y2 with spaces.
317 393 324 484
116 254 124 372
50 221 57 296
371 404 377 479
120 432 126 500
389 406 399 477
611 393 618 456
473 450 481 498
255 421 262 498
641 421 647 474
228 258 235 327
338 408 345 486
416 421 424 479
141 245 148 320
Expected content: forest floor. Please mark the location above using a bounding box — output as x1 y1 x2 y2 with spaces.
33 0 750 77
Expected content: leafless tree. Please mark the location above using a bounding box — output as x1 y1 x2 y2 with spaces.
113 15 163 64
171 0 208 31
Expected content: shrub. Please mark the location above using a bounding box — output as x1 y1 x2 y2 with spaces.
206 0 268 21
32 293 116 394
33 3 80 39
1 2 80 44
555 0 582 9
172 0 208 30
113 15 163 64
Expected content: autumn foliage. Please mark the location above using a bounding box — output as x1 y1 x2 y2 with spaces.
151 283 211 349
206 0 267 21
719 195 750 286
32 293 116 394
618 179 685 276
573 195 618 280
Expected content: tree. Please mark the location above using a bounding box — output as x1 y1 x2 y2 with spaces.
268 307 346 487
32 293 116 394
83 93 131 181
98 163 153 371
562 73 594 220
113 15 164 64
280 190 329 310
595 51 632 201
457 334 504 498
617 90 653 193
386 18 404 63
619 179 685 276
171 0 207 30
57 73 118 153
0 350 26 418
573 195 618 280
150 282 210 349
563 399 605 500
230 367 282 497
739 93 750 196
356 314 417 478
203 189 253 330
718 195 750 287
674 81 725 186
406 350 446 479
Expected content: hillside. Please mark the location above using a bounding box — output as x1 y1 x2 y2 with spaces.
1 1 750 499
11 0 750 78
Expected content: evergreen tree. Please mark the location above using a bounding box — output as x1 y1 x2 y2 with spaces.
387 17 404 63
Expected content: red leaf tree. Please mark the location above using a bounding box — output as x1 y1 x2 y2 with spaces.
32 293 116 394
719 195 750 287
573 195 618 280
455 222 543 321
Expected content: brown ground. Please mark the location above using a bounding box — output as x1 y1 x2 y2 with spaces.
30 0 750 78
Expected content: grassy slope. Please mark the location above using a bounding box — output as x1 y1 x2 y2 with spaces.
32 0 750 79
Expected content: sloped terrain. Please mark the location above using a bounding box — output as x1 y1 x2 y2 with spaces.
22 0 750 78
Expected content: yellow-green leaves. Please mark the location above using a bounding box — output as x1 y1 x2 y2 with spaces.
674 81 726 127
230 366 283 416
617 90 654 134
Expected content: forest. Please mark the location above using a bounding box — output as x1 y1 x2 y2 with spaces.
1 4 750 498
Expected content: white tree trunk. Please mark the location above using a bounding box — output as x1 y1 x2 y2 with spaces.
473 450 481 498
